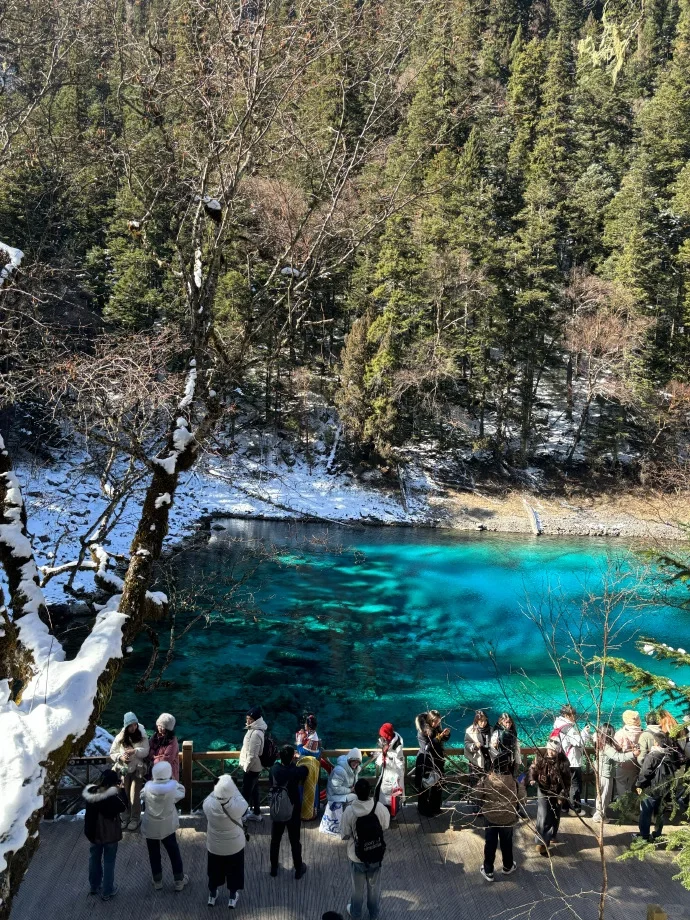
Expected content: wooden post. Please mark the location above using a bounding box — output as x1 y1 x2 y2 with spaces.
182 740 193 814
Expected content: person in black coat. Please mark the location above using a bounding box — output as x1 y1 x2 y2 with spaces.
269 745 309 878
635 740 678 841
83 768 127 900
415 710 451 817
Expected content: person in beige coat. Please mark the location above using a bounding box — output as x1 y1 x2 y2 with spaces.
614 710 642 793
110 711 150 830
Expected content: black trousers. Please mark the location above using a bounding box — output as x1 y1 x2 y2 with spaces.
483 825 514 872
270 809 302 870
146 834 184 881
415 753 443 817
242 769 261 815
207 849 244 896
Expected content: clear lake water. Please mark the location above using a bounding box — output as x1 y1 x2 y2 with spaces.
104 520 690 751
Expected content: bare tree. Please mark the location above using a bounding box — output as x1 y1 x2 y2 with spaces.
565 272 651 464
0 0 432 913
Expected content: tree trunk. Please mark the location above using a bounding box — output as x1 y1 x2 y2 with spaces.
565 390 593 464
0 392 221 920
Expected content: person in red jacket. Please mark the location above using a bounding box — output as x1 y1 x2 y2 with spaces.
149 712 180 780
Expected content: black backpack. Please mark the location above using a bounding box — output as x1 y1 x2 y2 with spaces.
259 733 279 769
269 784 294 822
354 808 386 866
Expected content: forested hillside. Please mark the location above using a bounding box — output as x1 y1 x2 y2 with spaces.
2 0 690 480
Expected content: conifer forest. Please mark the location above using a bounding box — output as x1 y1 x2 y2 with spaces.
4 3 690 917
1 0 690 481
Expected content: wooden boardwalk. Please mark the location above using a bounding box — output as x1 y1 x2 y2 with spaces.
11 804 689 920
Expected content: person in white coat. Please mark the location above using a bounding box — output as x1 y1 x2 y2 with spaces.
551 705 591 814
341 778 390 920
203 774 248 908
110 711 150 830
141 761 188 891
239 706 267 821
375 723 405 818
320 748 362 836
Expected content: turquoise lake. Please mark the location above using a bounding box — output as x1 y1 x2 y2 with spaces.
105 521 690 751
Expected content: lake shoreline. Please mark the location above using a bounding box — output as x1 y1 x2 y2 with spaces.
202 484 688 543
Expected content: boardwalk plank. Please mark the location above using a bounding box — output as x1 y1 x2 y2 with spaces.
11 808 690 920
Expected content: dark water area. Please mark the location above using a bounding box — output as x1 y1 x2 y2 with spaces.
104 521 690 751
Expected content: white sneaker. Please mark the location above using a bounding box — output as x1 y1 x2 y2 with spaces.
174 875 189 892
228 892 240 909
208 894 217 906
245 813 263 822
502 862 517 875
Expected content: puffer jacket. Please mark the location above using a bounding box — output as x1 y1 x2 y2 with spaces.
110 724 150 775
327 755 360 803
203 782 248 856
376 733 406 800
477 772 519 827
141 776 185 840
340 797 390 863
83 785 127 844
239 717 267 772
149 732 180 780
552 717 591 768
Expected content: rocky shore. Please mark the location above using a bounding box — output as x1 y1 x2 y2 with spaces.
439 487 688 541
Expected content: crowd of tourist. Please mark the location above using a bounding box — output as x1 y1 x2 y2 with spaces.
79 703 690 915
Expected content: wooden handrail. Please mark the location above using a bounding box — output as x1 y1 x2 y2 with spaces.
183 745 578 760
52 743 596 817
174 742 595 814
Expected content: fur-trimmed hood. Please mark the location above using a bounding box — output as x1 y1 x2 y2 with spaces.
83 784 121 804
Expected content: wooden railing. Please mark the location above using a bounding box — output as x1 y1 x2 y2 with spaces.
177 742 596 814
48 743 596 818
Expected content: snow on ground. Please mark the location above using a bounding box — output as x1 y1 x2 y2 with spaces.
10 444 429 606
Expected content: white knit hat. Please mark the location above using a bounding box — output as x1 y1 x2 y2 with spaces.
214 774 239 800
152 761 172 781
347 748 362 763
156 712 176 731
